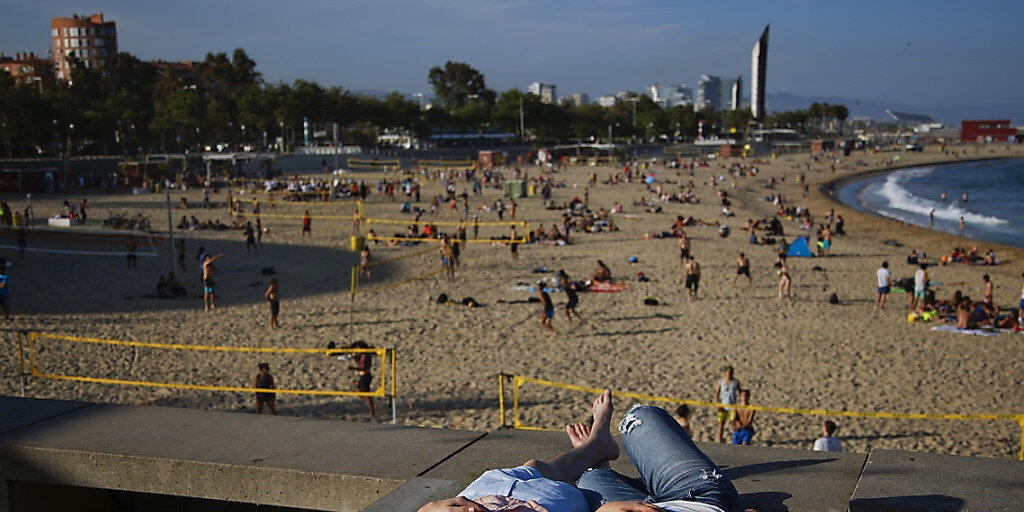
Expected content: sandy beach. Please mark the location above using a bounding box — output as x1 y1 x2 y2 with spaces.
2 144 1023 459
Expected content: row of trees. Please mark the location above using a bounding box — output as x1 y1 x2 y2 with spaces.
0 51 848 158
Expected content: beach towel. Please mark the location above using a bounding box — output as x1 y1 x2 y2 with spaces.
588 281 628 292
510 284 561 293
929 325 1011 336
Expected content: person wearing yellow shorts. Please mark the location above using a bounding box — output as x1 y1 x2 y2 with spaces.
713 366 740 443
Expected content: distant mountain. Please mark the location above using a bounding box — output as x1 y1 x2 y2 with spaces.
765 92 904 121
765 92 1023 124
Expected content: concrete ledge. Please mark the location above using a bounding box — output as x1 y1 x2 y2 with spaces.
1 396 1020 512
849 449 1024 512
1 445 399 511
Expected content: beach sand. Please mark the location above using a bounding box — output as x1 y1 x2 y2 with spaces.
2 144 1023 459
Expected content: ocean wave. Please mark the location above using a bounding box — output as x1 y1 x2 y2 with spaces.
876 171 1007 226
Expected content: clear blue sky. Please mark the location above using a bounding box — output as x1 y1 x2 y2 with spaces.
3 0 1021 119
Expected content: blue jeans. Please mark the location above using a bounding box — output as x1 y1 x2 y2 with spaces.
576 406 741 512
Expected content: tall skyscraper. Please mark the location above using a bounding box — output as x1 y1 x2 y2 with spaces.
528 82 557 104
697 75 721 110
750 25 769 120
51 13 117 81
719 77 739 111
730 76 742 111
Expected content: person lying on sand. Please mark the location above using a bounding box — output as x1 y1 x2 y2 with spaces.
417 390 742 512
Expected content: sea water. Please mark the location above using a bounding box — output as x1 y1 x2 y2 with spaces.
837 158 1024 248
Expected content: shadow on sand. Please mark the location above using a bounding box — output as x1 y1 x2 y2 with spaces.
5 234 395 314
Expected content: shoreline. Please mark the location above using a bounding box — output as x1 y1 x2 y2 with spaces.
813 151 1024 261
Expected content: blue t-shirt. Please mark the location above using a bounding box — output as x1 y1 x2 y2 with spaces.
0 274 9 295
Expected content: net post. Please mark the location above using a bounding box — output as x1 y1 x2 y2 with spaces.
28 332 37 376
390 348 397 425
349 267 357 339
498 373 506 428
513 376 521 429
17 331 25 397
165 188 176 273
1018 416 1024 461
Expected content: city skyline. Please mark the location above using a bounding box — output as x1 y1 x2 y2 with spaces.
2 0 1022 121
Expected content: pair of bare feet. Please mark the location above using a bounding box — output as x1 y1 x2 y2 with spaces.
565 389 620 469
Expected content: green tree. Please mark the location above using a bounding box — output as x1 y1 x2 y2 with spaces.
427 61 495 111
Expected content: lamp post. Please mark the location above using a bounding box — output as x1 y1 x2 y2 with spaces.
519 97 525 145
64 123 73 187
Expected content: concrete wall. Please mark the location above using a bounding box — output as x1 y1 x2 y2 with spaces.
1 395 1020 512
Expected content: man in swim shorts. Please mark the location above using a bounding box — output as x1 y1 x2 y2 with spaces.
539 283 555 333
202 253 224 311
559 270 583 323
910 263 928 311
875 261 890 310
684 255 700 300
265 276 280 329
417 390 742 512
730 390 755 445
733 253 751 287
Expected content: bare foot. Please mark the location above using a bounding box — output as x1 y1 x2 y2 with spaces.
589 389 620 462
565 422 590 448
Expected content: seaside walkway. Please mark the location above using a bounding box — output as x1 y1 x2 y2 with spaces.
0 395 1020 511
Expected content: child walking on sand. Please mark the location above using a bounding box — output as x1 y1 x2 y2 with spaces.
254 363 277 415
359 246 371 278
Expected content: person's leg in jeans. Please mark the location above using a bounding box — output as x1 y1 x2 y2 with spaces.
573 423 650 510
620 405 742 512
524 390 620 484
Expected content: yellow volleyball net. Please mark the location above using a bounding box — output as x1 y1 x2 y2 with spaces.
419 158 476 172
350 245 442 296
16 331 400 422
497 373 1024 461
229 198 363 221
347 157 401 171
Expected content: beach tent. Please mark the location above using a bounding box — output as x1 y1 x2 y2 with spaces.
786 236 814 257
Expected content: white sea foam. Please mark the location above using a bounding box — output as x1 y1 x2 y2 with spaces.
875 170 1007 226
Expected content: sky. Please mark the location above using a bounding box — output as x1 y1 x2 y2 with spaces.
3 0 1022 120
